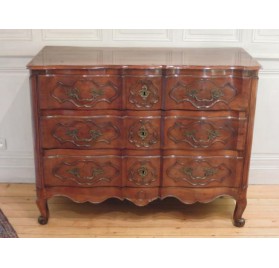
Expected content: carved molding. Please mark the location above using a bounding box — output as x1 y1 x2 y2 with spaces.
166 159 232 186
128 120 159 148
128 160 158 186
169 79 237 109
53 160 120 186
51 120 120 148
128 79 159 108
167 120 235 148
51 79 120 108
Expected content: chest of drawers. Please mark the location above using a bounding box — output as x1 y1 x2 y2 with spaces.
27 46 260 227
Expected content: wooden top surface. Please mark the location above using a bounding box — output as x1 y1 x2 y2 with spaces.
27 46 261 70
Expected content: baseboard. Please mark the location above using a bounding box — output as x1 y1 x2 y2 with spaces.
0 166 35 183
0 153 35 183
0 153 278 184
249 154 279 184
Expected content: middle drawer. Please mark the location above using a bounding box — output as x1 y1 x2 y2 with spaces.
40 110 161 150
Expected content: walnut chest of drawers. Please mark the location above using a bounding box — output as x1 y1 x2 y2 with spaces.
27 46 260 227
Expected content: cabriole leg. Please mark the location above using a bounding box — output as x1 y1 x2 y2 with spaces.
36 198 49 225
233 197 247 227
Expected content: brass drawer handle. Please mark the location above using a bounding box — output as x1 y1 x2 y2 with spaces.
182 167 217 180
184 129 219 140
66 128 102 142
207 129 219 140
68 167 104 179
51 120 120 148
187 88 224 102
66 87 105 100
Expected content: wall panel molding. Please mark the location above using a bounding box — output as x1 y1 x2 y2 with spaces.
252 29 279 43
42 29 103 41
183 29 241 42
0 30 32 41
112 29 173 42
258 58 279 75
0 56 31 72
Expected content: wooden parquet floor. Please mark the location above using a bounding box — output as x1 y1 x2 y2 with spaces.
0 183 279 238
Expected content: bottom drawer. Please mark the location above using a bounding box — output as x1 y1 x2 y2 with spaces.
163 151 243 188
43 150 122 187
123 187 159 206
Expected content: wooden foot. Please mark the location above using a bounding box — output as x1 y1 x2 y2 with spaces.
38 215 48 225
36 198 49 225
233 218 245 227
233 198 247 228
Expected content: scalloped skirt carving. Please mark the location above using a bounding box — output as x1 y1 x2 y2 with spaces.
44 186 239 206
160 187 239 204
45 187 123 203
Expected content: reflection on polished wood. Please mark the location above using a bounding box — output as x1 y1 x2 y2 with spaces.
1 183 279 238
27 46 261 69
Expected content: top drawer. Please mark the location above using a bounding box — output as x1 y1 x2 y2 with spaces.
39 75 122 110
165 76 252 111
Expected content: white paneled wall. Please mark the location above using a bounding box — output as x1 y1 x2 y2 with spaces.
0 29 278 183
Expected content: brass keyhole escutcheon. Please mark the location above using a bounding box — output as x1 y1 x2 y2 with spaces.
138 126 149 140
139 85 150 100
138 167 148 177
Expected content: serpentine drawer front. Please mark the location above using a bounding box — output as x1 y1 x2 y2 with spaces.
28 46 260 227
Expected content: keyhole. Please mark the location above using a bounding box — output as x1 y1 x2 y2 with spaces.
140 169 146 176
141 130 147 137
139 85 150 99
138 127 148 140
138 167 148 177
